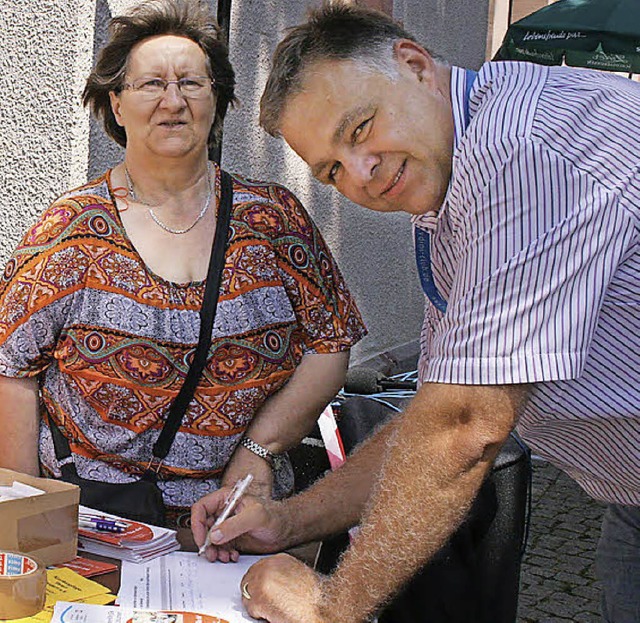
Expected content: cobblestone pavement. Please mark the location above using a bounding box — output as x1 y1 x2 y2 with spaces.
518 460 606 623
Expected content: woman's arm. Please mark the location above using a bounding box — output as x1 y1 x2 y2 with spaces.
0 375 41 475
221 186 364 500
243 350 349 454
221 350 349 497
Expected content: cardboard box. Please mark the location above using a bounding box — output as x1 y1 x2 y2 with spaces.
0 468 79 566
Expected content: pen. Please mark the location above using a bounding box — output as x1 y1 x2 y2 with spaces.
78 517 128 533
79 513 128 525
198 473 254 556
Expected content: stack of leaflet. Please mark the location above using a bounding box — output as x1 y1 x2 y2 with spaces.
77 505 180 563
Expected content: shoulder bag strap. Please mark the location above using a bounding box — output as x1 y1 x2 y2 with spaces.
152 169 233 460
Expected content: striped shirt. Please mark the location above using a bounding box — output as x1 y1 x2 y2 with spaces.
414 62 639 506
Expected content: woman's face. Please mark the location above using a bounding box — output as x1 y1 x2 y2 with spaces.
109 35 216 161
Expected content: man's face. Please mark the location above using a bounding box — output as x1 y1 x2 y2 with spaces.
278 41 455 215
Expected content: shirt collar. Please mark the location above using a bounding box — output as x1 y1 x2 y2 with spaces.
411 66 467 232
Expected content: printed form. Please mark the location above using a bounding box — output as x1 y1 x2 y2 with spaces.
118 552 264 622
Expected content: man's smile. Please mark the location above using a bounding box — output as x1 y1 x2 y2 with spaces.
381 159 407 197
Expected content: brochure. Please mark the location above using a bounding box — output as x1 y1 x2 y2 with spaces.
77 506 180 563
50 602 228 623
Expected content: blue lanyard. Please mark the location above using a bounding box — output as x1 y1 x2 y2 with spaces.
463 68 476 127
414 69 477 314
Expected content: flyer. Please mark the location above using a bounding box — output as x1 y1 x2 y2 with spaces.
50 602 228 623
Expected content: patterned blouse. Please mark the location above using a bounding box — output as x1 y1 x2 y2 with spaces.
0 164 366 510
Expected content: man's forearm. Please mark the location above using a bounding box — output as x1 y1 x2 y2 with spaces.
317 383 525 623
279 417 398 548
203 377 396 558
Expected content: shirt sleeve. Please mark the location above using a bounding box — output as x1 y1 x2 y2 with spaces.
0 198 89 377
267 185 367 353
425 137 636 385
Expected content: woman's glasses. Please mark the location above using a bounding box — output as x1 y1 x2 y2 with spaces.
122 76 214 100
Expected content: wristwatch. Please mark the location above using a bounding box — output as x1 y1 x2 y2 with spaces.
240 436 283 470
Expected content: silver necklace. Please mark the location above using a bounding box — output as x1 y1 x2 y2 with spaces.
124 164 213 235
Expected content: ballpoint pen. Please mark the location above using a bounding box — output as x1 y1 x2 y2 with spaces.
78 516 129 533
198 473 254 556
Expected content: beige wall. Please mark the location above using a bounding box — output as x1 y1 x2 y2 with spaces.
511 0 553 22
487 0 555 57
0 0 490 366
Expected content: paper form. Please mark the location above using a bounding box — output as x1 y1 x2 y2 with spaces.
118 552 265 623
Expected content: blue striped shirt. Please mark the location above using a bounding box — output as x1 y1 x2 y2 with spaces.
414 62 640 505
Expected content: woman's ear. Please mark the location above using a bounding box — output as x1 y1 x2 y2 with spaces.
109 91 125 127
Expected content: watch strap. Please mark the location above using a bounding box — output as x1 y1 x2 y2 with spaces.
240 436 281 468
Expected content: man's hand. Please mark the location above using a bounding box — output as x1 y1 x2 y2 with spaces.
241 553 326 623
191 488 290 562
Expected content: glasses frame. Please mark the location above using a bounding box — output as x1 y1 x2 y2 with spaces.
121 76 215 100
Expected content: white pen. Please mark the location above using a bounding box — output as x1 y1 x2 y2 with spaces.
198 473 254 556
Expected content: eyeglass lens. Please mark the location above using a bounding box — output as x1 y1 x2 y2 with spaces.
127 77 213 99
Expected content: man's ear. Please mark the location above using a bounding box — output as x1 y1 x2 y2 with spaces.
109 91 125 127
394 39 435 82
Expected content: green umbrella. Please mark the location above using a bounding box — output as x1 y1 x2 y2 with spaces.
494 0 640 73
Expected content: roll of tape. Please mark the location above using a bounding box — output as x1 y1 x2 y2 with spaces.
0 552 47 620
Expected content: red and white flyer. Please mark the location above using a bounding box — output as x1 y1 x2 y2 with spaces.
77 506 180 563
51 602 229 623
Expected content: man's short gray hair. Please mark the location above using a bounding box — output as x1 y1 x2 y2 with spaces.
260 2 437 138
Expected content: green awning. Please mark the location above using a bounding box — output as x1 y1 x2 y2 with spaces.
495 0 640 73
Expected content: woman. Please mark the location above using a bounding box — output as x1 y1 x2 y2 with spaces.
0 0 365 524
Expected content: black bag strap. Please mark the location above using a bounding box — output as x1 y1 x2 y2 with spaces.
50 168 234 471
152 169 233 459
49 416 80 479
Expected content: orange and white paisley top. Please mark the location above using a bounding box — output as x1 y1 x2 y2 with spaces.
0 164 366 511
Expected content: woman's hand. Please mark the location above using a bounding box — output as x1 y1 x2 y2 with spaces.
221 444 274 500
191 487 290 562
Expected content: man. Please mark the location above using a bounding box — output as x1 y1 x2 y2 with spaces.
191 5 640 622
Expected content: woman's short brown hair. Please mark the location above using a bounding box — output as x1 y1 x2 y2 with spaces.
83 0 236 151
